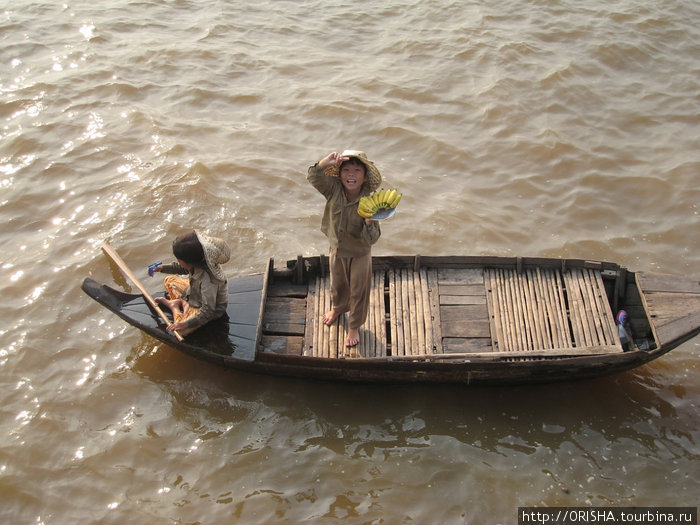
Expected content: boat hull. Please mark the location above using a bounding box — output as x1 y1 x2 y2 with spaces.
81 254 699 384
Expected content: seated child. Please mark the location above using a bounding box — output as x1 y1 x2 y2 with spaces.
150 230 230 337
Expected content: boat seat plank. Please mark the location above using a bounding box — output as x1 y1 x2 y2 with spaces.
439 283 487 297
440 294 487 305
642 293 700 324
636 271 700 348
264 297 305 320
263 320 305 336
579 268 610 345
437 268 484 285
363 270 383 358
262 297 305 336
545 267 573 348
313 274 328 357
655 311 700 347
637 272 700 294
443 337 492 353
590 268 619 345
261 335 302 355
437 268 486 351
440 304 489 323
267 281 307 298
441 319 491 338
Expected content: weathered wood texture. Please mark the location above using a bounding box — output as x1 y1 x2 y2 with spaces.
260 277 305 355
637 272 700 347
485 267 621 353
438 268 491 353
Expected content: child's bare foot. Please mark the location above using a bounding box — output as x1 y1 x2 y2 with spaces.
156 297 183 318
346 328 360 347
155 296 175 310
322 309 340 326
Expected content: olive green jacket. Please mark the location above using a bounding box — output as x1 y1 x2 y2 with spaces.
307 163 381 257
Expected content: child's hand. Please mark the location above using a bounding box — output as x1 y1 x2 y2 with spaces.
318 152 349 169
148 262 162 276
167 321 189 333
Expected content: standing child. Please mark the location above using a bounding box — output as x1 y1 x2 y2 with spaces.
308 150 382 347
150 230 230 337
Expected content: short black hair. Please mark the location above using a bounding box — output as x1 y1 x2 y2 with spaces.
172 230 206 267
339 157 366 175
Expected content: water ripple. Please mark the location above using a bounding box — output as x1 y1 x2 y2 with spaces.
0 0 698 522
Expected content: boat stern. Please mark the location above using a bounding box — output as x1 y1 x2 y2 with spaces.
636 272 700 351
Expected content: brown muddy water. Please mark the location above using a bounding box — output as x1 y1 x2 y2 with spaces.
1 1 699 523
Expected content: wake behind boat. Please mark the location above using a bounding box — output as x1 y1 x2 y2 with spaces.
82 254 700 384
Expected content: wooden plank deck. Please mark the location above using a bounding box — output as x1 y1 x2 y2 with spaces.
637 272 700 347
298 265 622 358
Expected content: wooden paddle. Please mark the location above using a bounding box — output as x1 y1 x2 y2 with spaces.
101 241 184 341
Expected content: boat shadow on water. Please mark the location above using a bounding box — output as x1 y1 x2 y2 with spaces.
121 331 690 449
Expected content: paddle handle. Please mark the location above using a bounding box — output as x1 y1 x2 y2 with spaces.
101 241 184 341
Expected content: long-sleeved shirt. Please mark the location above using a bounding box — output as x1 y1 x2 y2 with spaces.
159 262 228 329
307 163 381 257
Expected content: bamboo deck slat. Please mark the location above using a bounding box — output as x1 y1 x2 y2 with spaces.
389 269 402 356
303 265 621 359
426 269 442 353
485 267 621 353
304 271 388 358
390 268 436 355
305 268 441 358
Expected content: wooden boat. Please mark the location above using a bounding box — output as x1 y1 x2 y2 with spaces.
81 254 700 384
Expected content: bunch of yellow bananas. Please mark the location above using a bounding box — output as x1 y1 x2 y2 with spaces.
357 188 403 219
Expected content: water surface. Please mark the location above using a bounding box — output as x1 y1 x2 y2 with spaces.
1 0 699 522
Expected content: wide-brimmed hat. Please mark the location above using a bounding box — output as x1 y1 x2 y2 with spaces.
324 150 382 192
195 231 230 281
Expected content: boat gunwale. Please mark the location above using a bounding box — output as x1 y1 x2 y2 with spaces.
291 254 625 277
79 277 668 369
